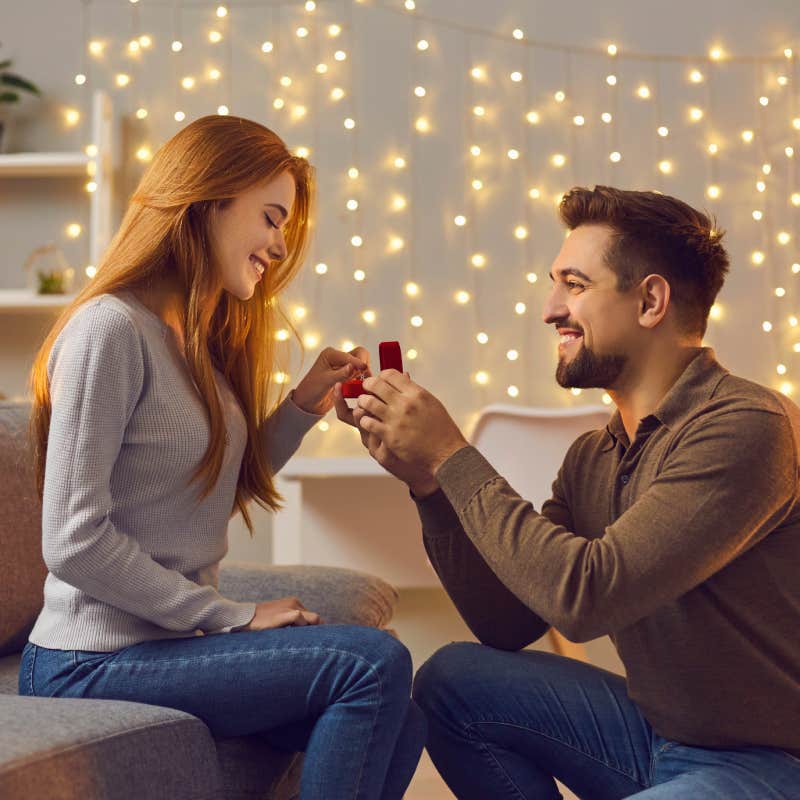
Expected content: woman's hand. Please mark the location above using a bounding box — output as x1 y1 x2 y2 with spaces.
292 346 370 416
237 597 323 631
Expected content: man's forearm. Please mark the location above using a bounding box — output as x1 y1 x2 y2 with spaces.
416 489 550 650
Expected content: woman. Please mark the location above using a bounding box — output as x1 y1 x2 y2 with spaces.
19 115 425 799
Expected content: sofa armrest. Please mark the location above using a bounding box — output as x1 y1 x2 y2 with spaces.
218 563 398 629
0 695 221 800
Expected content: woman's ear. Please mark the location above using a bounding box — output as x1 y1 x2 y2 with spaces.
637 274 670 330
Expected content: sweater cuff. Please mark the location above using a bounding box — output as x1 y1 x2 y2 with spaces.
413 487 461 536
206 600 257 635
435 445 501 513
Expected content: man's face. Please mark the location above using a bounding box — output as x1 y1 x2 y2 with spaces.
542 224 641 390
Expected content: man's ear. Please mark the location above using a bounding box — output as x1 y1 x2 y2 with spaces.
637 274 670 330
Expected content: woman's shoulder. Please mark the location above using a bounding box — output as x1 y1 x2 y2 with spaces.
65 291 165 341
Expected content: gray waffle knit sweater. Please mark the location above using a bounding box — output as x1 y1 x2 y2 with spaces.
28 292 321 652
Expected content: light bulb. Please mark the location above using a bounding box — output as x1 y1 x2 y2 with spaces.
405 281 419 296
454 215 467 226
689 107 703 121
471 253 486 268
416 39 429 51
410 315 424 327
261 41 273 53
551 153 566 167
689 69 704 83
526 272 538 283
172 40 184 52
362 310 377 325
507 385 520 398
354 270 366 281
514 226 528 240
331 87 345 101
659 160 673 174
573 115 585 126
315 263 328 275
351 235 363 247
393 156 406 169
475 371 489 385
476 332 489 344
414 85 426 97
455 290 471 304
526 110 540 124
515 302 527 314
752 251 765 265
506 349 519 361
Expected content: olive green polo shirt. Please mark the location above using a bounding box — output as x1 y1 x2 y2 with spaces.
418 348 800 756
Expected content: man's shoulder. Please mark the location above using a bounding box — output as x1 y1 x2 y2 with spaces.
706 371 798 420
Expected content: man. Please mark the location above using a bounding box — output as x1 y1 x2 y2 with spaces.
334 186 800 799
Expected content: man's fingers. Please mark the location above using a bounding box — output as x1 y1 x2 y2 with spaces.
356 393 387 420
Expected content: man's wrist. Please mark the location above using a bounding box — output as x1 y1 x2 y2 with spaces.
428 437 470 476
409 478 440 500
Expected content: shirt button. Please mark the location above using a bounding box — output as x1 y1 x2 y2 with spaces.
620 474 630 485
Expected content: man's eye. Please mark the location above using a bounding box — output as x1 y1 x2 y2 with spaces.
566 281 584 290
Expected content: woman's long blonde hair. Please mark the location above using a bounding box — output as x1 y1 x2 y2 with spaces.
30 115 314 533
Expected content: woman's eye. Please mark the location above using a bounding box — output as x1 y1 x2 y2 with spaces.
264 213 278 229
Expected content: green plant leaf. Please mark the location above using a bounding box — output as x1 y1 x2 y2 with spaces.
0 91 20 103
0 73 40 95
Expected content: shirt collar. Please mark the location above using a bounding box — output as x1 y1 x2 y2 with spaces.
602 347 728 450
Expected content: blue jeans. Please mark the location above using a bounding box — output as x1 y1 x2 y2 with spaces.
19 625 426 800
413 643 800 799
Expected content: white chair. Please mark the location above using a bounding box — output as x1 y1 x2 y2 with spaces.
470 404 613 663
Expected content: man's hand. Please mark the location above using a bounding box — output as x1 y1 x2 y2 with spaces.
293 346 369 416
356 370 469 476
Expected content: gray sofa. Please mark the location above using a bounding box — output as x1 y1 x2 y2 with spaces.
0 401 399 799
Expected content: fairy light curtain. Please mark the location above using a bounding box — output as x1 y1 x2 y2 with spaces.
65 0 798 454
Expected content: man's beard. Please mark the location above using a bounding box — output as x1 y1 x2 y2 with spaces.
556 341 627 389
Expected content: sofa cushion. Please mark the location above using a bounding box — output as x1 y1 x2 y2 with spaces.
0 402 46 657
0 694 223 799
219 562 398 629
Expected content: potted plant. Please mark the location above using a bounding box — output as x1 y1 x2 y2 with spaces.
0 51 41 153
23 243 74 295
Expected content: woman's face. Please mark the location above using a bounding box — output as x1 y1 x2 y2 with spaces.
211 170 297 301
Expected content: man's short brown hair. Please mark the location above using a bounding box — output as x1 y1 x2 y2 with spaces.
559 185 730 336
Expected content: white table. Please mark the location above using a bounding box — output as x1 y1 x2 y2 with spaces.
273 457 439 588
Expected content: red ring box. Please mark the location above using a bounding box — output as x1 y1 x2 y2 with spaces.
343 341 403 407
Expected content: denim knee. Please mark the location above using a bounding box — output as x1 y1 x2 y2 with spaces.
412 641 480 715
339 626 414 703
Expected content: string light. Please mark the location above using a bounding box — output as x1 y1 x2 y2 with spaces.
315 263 328 275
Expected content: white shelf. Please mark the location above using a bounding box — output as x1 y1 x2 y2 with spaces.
280 456 388 479
0 90 112 269
0 152 90 177
0 289 76 313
